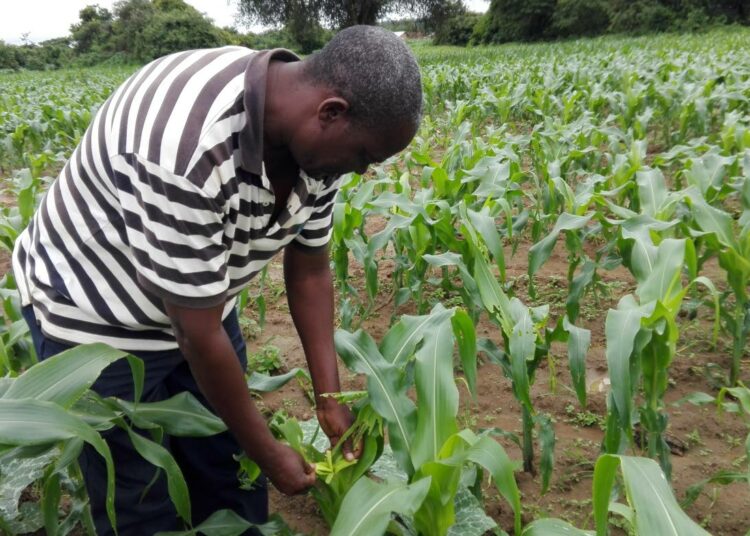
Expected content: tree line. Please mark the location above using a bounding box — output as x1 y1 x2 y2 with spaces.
453 0 749 45
1 0 748 71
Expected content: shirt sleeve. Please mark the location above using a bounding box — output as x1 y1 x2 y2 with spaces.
111 152 229 307
293 177 342 252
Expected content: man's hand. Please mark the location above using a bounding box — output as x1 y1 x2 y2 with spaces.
262 443 317 495
317 399 361 461
164 301 316 496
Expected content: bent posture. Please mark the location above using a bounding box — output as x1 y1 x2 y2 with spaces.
13 26 422 535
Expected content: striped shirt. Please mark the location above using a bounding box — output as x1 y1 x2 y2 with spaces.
12 47 342 351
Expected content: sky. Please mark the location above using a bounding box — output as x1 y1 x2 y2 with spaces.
0 0 491 45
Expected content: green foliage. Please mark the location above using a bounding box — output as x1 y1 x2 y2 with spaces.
70 5 114 56
470 0 750 44
238 0 447 29
0 39 75 71
608 1 677 34
285 14 331 54
246 343 282 375
478 0 557 43
130 2 223 61
550 0 610 38
0 343 228 534
433 13 483 46
0 0 323 70
271 409 385 526
111 0 156 60
3 26 750 535
335 305 523 536
593 455 710 535
155 510 303 536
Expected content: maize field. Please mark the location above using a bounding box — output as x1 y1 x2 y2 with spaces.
1 27 750 536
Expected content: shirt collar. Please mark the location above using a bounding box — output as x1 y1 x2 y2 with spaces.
240 48 301 175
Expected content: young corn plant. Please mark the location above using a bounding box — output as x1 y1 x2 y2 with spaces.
424 207 590 489
604 221 718 478
684 187 750 386
0 344 227 535
334 303 523 536
263 406 385 527
591 454 711 536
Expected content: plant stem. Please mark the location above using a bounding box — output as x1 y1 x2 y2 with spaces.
522 405 535 475
730 302 746 386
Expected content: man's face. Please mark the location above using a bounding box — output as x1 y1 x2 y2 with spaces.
289 99 417 179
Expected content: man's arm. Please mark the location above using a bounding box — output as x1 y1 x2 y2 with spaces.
283 243 359 459
164 301 316 495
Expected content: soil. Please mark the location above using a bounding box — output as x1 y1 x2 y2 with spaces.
249 217 750 536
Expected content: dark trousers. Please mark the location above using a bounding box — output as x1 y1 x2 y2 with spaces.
21 306 268 536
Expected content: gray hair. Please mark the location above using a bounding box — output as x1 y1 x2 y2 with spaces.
303 25 423 132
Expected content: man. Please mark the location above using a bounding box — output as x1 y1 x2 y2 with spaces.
12 25 422 535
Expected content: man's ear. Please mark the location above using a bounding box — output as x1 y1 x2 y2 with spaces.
317 97 349 128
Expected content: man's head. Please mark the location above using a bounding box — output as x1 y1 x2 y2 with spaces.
290 25 423 178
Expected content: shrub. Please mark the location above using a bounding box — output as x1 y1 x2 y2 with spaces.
433 13 483 46
477 0 557 43
139 9 223 61
550 0 610 38
608 1 677 34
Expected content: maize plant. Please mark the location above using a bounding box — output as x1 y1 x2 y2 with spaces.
604 222 718 477
334 304 522 536
0 344 227 535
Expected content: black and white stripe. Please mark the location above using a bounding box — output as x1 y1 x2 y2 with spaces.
13 47 341 351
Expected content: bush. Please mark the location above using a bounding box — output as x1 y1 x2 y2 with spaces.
139 9 223 61
608 1 677 34
0 41 24 70
286 17 331 54
550 0 610 38
434 13 483 46
477 0 557 43
242 29 300 53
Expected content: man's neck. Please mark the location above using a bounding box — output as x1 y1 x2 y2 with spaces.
264 60 305 152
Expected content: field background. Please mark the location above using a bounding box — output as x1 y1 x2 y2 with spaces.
1 27 750 535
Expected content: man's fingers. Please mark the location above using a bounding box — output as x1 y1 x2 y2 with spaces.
343 438 355 461
353 437 364 459
305 463 317 486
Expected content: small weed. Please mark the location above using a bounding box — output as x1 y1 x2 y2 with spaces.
565 403 605 429
686 429 703 447
239 315 261 341
247 342 282 374
721 433 742 449
281 398 299 413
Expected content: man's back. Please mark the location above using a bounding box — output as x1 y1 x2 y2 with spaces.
12 46 340 351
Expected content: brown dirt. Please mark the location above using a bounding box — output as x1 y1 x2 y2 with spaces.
247 230 750 536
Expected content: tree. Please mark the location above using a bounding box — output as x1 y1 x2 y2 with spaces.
104 0 223 62
550 0 610 38
70 5 114 55
238 0 454 31
138 2 223 61
477 0 556 43
0 40 23 70
423 0 466 33
112 0 155 58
